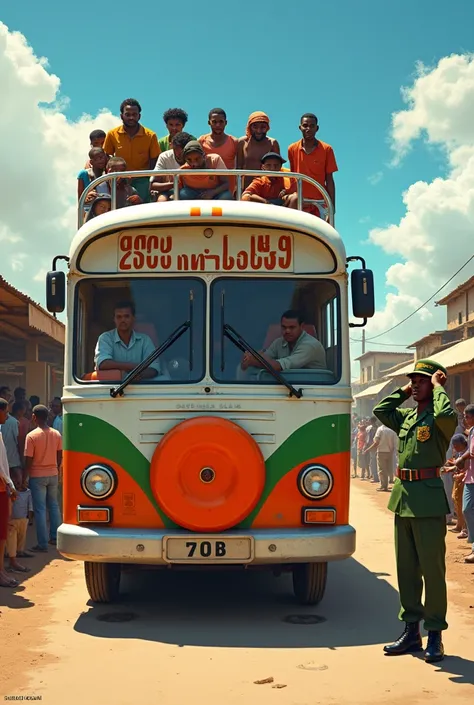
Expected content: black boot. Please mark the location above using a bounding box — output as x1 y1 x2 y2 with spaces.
424 631 444 663
384 622 423 655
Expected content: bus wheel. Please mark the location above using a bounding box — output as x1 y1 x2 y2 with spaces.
84 562 121 603
292 562 328 605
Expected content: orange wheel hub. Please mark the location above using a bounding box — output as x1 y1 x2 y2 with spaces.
150 417 265 531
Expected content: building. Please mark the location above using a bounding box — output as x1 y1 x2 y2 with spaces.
353 351 413 417
0 276 64 403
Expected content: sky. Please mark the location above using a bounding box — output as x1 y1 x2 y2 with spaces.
1 0 474 375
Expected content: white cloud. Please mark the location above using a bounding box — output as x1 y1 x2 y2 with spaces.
368 171 383 185
0 22 117 303
364 53 474 351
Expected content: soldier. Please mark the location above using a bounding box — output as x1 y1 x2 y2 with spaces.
373 359 457 663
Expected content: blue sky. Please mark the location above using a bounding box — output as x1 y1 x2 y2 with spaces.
2 0 474 354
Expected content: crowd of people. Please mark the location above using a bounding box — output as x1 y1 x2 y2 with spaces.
78 100 338 220
352 395 474 566
0 385 63 589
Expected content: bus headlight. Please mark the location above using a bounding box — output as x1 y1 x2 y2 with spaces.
298 465 333 500
81 464 116 500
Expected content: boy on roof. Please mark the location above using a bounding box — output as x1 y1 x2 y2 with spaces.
178 141 232 201
242 152 297 208
199 109 238 169
288 113 337 218
158 108 189 153
84 129 106 167
150 131 195 202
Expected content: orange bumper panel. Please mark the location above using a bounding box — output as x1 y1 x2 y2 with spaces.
302 508 336 525
77 506 112 524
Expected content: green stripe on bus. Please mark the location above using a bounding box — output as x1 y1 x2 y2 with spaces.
238 413 350 528
64 413 175 527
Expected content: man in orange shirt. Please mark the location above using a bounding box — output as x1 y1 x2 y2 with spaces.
288 113 338 219
242 152 297 208
103 98 160 203
24 405 62 553
199 108 238 169
179 141 232 200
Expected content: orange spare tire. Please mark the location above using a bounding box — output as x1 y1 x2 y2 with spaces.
150 417 265 531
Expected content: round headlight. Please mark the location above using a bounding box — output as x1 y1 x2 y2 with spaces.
81 464 116 500
299 465 333 500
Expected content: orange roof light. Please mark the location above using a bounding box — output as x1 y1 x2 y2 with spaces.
190 207 201 216
211 207 223 217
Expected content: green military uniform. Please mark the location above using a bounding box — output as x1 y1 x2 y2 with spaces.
373 359 457 632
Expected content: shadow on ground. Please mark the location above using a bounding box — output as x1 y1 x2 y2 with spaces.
1 524 71 610
74 557 403 649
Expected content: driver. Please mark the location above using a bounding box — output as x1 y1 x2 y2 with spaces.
241 310 326 372
94 301 161 379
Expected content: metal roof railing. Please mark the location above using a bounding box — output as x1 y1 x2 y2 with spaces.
78 169 334 230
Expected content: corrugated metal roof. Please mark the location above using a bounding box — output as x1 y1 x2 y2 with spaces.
430 337 474 369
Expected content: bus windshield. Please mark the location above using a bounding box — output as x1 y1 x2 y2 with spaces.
211 278 340 385
75 278 206 383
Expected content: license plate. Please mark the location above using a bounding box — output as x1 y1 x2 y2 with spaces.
163 536 253 564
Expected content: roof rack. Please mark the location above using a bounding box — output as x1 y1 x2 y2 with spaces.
78 169 334 230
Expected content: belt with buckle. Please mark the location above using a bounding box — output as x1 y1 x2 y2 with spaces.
396 467 440 481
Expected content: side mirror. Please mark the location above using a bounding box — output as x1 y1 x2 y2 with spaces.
46 271 66 313
351 268 375 321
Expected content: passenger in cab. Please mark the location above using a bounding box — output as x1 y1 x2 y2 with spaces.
241 310 327 372
77 148 109 201
288 113 337 218
242 152 297 208
150 131 195 202
84 129 106 167
179 141 232 201
158 108 189 153
199 109 238 169
94 301 162 379
103 99 160 203
237 111 280 187
105 157 142 207
86 194 112 221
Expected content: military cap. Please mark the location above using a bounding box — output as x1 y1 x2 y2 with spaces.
406 358 448 378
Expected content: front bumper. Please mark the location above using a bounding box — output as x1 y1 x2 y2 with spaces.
57 524 356 565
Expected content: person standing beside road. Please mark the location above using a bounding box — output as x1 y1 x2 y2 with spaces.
24 405 62 553
366 423 398 492
0 397 18 588
364 416 379 484
455 403 474 564
49 397 63 435
373 359 457 663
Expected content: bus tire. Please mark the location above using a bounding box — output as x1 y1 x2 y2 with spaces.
292 562 328 605
84 562 121 603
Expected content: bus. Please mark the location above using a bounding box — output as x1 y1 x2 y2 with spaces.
46 168 374 605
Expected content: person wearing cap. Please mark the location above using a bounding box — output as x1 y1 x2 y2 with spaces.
242 153 297 208
237 111 280 189
373 359 457 663
178 141 232 201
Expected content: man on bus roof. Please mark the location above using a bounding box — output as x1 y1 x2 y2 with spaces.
241 310 326 372
103 99 160 203
150 131 195 202
288 113 337 219
158 108 189 153
94 301 161 380
237 111 280 189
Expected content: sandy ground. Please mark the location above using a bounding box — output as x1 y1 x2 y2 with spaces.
1 481 474 705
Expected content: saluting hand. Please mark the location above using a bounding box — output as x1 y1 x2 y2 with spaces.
432 370 447 387
402 382 412 398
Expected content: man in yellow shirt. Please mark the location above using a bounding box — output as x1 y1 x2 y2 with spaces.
103 98 160 203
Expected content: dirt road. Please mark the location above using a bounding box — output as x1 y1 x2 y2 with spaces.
1 482 473 705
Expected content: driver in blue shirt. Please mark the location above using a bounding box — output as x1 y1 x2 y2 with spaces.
94 301 161 379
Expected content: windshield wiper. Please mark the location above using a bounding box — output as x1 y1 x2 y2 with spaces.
110 321 190 398
223 323 302 399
